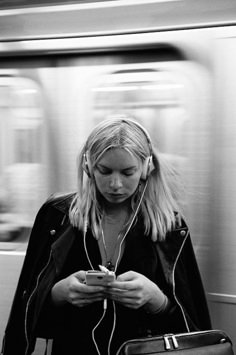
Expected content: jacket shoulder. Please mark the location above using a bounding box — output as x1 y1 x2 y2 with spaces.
44 192 76 214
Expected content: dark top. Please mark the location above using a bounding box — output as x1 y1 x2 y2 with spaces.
1 192 212 355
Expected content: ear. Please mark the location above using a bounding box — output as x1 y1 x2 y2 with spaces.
82 152 92 178
141 156 154 180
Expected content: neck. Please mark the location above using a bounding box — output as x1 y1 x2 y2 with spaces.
102 198 132 216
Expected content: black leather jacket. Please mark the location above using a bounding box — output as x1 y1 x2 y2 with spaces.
1 192 211 355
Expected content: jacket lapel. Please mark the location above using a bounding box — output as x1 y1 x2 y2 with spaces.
155 227 189 286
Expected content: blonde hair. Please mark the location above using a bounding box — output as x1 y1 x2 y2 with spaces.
69 115 182 241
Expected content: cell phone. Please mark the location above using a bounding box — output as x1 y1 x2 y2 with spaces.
85 270 115 285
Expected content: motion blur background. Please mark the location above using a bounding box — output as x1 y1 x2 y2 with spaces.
0 0 236 353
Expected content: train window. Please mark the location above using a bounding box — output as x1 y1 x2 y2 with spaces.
0 75 47 246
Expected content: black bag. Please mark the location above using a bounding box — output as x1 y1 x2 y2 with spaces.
116 330 234 355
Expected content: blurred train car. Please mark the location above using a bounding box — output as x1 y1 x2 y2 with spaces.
1 0 236 353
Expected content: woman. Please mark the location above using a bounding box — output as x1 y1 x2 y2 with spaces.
1 116 211 355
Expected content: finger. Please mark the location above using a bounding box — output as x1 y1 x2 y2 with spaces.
69 293 105 306
71 297 102 307
108 280 136 291
116 271 137 282
71 280 105 294
83 284 106 293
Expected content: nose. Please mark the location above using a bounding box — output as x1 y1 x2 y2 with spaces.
109 174 123 190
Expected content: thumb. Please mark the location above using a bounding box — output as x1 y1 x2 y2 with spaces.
116 271 136 282
73 270 86 283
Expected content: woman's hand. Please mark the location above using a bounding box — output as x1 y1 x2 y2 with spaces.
105 271 167 312
51 270 106 308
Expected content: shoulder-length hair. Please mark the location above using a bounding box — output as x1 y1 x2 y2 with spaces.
69 115 182 241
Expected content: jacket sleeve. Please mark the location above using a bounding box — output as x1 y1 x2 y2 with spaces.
1 200 62 355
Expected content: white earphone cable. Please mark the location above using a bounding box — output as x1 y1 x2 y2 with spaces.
84 180 148 355
114 180 148 273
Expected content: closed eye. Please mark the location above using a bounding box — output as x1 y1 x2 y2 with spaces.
96 165 137 176
122 168 137 176
96 165 112 175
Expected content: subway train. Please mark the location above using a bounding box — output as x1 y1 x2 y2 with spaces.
1 0 236 353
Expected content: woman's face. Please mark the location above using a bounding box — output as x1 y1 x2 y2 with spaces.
93 148 143 205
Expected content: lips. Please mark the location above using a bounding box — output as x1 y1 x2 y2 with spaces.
107 193 125 199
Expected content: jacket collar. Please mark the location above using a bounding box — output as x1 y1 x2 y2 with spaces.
49 192 189 284
50 192 76 215
51 224 189 290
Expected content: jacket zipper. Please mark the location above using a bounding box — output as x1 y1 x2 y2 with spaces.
24 249 53 355
172 229 190 332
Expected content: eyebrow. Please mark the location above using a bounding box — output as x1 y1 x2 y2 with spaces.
97 163 137 170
